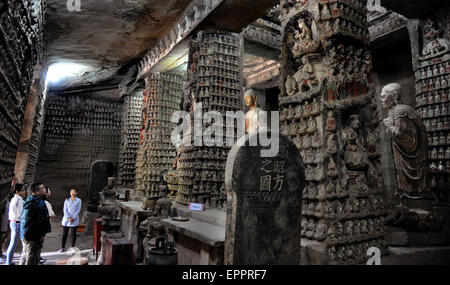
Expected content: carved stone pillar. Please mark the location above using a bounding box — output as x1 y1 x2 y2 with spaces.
175 30 244 209
134 73 184 211
413 18 450 204
279 0 388 264
117 90 144 187
14 70 43 184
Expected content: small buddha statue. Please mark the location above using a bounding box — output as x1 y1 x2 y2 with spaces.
305 149 315 164
303 135 312 149
325 111 337 132
326 134 338 154
311 97 321 116
311 132 321 148
294 104 303 119
326 180 336 198
315 220 328 241
244 89 262 134
327 157 338 177
299 119 307 134
317 184 327 200
287 105 295 120
306 116 317 133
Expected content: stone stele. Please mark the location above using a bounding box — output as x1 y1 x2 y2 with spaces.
224 130 305 265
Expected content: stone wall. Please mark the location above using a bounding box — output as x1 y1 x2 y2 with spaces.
36 93 122 212
0 0 46 198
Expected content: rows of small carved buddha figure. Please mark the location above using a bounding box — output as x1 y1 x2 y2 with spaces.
327 238 389 265
416 54 450 189
280 98 322 138
324 44 372 101
134 73 183 204
44 96 122 137
196 31 242 101
317 0 369 42
0 1 40 96
175 145 228 208
415 63 450 94
0 1 35 181
0 136 18 184
118 93 144 186
24 89 46 187
39 95 122 179
198 88 241 111
0 108 21 167
165 157 181 201
173 31 242 209
301 203 386 241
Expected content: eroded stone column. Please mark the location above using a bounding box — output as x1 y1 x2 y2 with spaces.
14 76 41 183
279 0 388 264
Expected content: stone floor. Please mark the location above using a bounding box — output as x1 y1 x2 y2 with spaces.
0 220 97 265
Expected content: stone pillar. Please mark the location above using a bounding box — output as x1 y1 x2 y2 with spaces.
412 18 450 205
14 76 42 184
279 0 388 264
410 17 450 245
134 73 184 211
175 30 244 209
117 90 144 188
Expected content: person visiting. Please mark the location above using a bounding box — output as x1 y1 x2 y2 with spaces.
0 195 9 261
19 182 51 265
39 187 55 265
59 189 81 253
4 184 25 265
43 187 56 220
0 176 18 260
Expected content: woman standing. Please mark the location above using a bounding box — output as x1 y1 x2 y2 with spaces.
58 189 81 253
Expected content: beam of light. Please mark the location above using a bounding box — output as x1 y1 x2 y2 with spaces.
45 62 90 85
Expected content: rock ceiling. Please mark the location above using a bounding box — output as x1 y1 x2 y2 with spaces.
45 0 192 89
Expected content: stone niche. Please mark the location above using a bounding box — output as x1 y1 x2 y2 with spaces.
279 0 389 264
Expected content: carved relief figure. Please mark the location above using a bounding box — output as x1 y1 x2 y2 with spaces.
381 83 429 197
341 115 369 170
421 19 450 59
292 17 320 58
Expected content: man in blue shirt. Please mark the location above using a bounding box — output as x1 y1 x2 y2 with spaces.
19 182 51 265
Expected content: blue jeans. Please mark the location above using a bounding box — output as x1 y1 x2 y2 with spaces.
6 221 20 265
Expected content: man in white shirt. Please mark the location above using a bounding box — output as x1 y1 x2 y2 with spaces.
5 184 25 265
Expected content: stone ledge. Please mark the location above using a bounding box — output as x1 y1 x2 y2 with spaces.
118 201 150 217
383 246 450 265
161 218 225 248
171 203 226 227
301 238 450 265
